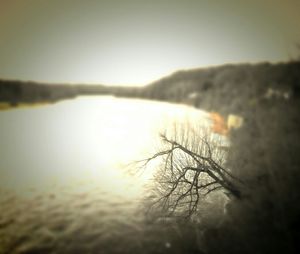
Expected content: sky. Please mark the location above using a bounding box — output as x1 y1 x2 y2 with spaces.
0 0 299 86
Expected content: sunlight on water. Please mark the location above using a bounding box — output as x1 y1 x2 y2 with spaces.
0 96 217 253
0 96 211 196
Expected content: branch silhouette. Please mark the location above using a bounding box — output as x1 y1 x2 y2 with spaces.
142 127 244 218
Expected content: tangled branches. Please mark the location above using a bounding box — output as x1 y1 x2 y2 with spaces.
142 126 244 218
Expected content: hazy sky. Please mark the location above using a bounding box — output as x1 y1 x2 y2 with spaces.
0 0 299 85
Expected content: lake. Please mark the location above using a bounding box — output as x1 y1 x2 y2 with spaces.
0 96 218 254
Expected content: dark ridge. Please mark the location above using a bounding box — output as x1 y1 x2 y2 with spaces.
141 61 300 115
1 61 299 112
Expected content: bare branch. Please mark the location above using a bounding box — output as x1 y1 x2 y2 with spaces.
142 124 244 218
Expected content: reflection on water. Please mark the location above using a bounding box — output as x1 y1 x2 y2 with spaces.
0 96 212 253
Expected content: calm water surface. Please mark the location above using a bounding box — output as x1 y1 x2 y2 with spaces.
0 96 213 254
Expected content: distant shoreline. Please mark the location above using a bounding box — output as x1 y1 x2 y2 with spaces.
1 61 299 115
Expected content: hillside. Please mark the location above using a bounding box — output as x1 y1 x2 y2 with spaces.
142 61 300 116
140 61 300 253
1 61 299 114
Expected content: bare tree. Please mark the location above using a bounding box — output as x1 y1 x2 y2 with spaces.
140 124 244 219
